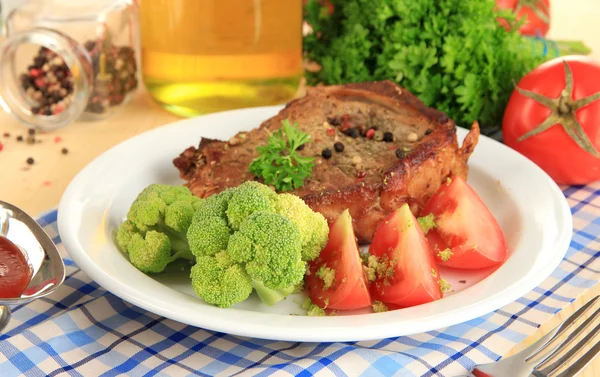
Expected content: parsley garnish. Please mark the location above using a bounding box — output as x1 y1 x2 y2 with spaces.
249 119 314 191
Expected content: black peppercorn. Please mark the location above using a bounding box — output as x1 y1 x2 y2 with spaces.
383 132 394 142
61 147 69 155
28 128 36 135
26 157 34 165
334 142 345 152
327 117 340 126
321 148 333 159
16 135 23 142
345 128 359 138
425 128 433 135
395 148 405 159
296 144 305 151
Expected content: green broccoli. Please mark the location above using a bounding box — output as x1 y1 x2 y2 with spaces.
228 212 305 290
186 181 329 308
116 184 200 273
190 210 306 307
187 215 231 258
302 297 326 316
226 181 278 230
194 188 235 219
191 251 253 308
275 193 329 261
417 214 436 234
372 300 388 313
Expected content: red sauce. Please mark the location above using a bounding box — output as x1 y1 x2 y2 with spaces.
0 236 31 298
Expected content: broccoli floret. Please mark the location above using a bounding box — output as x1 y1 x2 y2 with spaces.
251 280 296 306
127 231 181 273
228 212 305 290
191 251 253 308
275 193 329 261
116 184 199 273
226 181 278 230
194 188 235 219
187 215 231 258
165 201 196 232
116 220 138 254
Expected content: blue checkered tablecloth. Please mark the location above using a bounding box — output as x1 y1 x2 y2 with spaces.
0 182 599 377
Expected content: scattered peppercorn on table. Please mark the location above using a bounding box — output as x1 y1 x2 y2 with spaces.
1 0 600 375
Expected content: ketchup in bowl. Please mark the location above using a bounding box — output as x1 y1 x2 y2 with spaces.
0 236 31 298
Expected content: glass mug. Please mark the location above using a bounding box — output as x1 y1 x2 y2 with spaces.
139 0 304 117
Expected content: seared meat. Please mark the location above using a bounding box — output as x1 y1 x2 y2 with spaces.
174 81 480 243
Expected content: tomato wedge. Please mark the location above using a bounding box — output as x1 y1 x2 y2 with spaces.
368 203 442 308
306 209 372 310
421 176 507 269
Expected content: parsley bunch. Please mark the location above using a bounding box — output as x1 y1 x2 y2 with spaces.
249 120 315 192
303 0 548 133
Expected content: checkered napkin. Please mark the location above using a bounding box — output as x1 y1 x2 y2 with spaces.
0 183 599 377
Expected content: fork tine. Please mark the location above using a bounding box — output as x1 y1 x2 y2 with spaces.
533 307 600 377
554 338 600 377
526 295 600 363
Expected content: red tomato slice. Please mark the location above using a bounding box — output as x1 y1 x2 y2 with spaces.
306 209 372 310
421 177 507 270
368 204 442 308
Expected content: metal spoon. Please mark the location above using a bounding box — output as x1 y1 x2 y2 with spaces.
0 200 66 332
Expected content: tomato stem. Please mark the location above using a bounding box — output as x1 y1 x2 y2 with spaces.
558 92 571 115
515 60 600 158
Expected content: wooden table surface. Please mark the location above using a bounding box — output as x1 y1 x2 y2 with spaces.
1 0 600 375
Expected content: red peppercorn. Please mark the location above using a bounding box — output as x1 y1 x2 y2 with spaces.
34 78 46 88
326 128 335 136
53 105 65 115
366 129 375 139
0 142 4 152
29 68 42 77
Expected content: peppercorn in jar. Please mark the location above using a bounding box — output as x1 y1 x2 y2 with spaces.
0 0 139 130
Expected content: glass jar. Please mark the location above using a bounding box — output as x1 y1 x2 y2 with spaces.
139 0 303 117
0 0 140 130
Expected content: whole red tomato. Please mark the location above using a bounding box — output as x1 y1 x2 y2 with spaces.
502 56 600 185
496 0 551 36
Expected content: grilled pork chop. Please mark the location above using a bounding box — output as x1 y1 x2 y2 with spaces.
174 81 480 244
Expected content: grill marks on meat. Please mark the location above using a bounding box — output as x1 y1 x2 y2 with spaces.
173 80 480 243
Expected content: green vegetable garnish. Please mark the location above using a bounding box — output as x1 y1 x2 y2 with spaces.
249 119 314 192
439 278 452 293
437 248 454 262
303 297 326 316
316 266 336 290
115 184 200 273
303 0 547 132
417 214 436 234
372 301 389 313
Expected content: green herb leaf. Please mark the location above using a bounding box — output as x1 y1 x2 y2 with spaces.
303 0 550 132
249 119 315 191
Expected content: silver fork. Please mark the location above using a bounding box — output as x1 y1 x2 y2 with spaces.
466 295 600 377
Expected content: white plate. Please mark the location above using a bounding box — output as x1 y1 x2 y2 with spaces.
57 106 572 342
